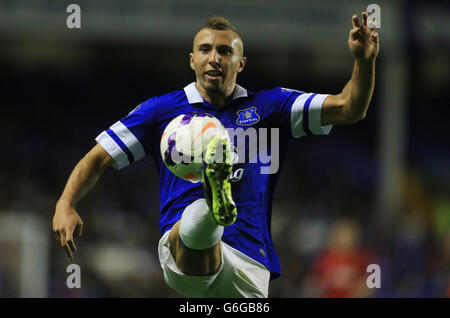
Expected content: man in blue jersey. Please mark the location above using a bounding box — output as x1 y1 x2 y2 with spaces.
53 14 379 297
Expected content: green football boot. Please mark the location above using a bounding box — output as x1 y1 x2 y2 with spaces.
202 137 237 226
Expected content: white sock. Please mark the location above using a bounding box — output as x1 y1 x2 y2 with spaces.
179 199 224 250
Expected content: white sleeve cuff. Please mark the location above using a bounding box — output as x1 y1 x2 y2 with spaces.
109 121 145 162
291 93 333 138
95 131 130 170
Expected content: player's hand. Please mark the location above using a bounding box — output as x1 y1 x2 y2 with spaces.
52 200 84 260
348 12 379 61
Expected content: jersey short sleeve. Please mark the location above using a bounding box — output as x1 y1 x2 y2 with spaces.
276 87 332 138
95 99 157 170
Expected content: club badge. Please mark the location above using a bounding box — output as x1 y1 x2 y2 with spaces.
236 107 260 126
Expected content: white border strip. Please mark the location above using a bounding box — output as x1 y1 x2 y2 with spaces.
95 131 130 170
290 93 312 138
110 121 146 162
308 94 332 135
291 93 332 138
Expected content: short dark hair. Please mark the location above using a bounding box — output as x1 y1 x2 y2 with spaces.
200 17 242 40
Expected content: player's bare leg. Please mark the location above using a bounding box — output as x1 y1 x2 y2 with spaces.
169 221 222 276
169 137 236 276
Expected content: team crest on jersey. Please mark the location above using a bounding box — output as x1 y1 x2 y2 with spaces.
236 107 260 126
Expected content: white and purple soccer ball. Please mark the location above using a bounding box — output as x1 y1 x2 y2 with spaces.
160 112 231 183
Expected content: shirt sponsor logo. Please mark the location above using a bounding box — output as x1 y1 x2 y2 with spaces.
236 107 260 126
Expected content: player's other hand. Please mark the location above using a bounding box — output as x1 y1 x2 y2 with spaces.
348 12 379 61
52 200 83 260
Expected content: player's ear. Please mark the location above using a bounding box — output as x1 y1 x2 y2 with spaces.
237 56 246 73
189 52 195 71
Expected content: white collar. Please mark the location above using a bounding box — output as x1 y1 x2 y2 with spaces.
184 82 248 104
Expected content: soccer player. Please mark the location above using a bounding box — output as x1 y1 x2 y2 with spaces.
53 14 379 297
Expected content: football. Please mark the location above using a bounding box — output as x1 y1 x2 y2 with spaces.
160 112 231 183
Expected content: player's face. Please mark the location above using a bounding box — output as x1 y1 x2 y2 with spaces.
190 28 246 97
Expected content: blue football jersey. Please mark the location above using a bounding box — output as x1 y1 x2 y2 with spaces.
95 82 332 279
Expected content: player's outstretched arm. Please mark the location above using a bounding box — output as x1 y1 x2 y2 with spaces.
321 12 379 126
52 143 114 260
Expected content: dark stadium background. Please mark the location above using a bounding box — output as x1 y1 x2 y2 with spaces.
0 0 449 297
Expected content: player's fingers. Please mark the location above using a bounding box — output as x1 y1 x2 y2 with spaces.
362 12 368 27
65 230 75 249
368 17 377 29
349 28 359 40
352 14 360 28
67 240 77 252
60 232 73 260
370 31 379 43
54 231 60 243
63 244 73 260
76 223 83 237
59 230 66 246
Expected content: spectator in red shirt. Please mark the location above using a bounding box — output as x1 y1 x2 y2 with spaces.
303 218 375 297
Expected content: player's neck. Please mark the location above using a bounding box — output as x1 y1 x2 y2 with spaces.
196 82 234 108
